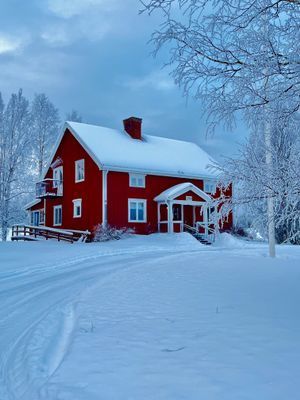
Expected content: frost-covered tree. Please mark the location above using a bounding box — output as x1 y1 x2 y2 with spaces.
0 90 31 241
66 110 82 123
31 94 60 178
141 0 300 256
215 115 300 244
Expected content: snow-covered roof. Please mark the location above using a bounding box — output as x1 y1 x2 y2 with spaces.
154 182 211 202
24 199 42 210
59 121 218 179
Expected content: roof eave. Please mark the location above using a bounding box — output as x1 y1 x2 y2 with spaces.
101 164 218 180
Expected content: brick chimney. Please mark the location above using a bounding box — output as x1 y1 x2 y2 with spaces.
123 117 142 140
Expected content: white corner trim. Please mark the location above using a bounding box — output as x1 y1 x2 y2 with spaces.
102 170 109 227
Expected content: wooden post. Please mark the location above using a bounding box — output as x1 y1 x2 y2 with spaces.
167 201 174 234
157 203 161 232
193 205 196 228
203 204 208 237
181 204 184 232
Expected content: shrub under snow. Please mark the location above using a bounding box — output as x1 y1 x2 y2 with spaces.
92 224 134 242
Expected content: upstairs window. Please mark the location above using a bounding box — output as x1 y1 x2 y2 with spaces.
73 199 82 218
204 181 216 194
75 159 85 182
53 205 62 226
53 166 63 189
128 199 147 222
129 174 145 188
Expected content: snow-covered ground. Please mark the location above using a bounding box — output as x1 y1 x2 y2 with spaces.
0 233 300 400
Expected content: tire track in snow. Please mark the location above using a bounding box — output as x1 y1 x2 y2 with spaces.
0 242 263 399
0 251 168 400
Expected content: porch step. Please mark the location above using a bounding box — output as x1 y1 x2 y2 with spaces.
192 233 212 245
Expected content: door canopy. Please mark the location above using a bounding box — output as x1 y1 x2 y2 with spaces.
154 182 211 203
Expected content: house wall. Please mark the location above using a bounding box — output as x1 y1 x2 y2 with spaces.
43 129 102 232
27 201 45 225
107 172 207 234
29 202 44 211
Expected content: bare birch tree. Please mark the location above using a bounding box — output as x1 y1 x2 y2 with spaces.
215 114 300 244
0 90 31 241
66 110 82 123
31 94 60 178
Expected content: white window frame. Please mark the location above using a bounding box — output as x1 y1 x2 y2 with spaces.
73 198 82 218
53 166 63 188
204 181 216 194
53 205 62 226
75 159 85 183
129 173 145 188
128 199 147 223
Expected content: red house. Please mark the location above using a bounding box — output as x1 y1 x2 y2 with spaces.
25 117 232 241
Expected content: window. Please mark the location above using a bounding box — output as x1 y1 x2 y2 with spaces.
31 211 40 226
39 210 45 225
128 199 147 222
129 174 145 188
53 166 63 195
53 166 63 187
173 205 182 221
75 159 85 182
73 199 82 218
204 181 216 194
53 205 62 226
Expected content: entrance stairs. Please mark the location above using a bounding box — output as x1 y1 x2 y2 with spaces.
183 224 214 245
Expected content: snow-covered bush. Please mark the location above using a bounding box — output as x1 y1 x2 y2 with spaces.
92 224 134 242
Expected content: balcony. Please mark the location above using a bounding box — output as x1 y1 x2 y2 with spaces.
36 179 63 198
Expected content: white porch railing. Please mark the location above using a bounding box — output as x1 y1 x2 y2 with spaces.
183 223 216 242
196 222 216 242
158 220 184 232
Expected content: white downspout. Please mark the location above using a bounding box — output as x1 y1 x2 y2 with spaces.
102 170 109 228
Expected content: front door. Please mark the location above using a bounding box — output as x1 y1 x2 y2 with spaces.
184 205 194 227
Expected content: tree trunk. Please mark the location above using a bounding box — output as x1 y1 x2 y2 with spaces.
265 119 276 258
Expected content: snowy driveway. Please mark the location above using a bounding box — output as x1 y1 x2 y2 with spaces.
1 234 300 399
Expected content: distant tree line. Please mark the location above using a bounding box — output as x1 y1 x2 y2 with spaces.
0 89 82 241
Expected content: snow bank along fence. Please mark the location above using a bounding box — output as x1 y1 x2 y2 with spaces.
11 224 90 243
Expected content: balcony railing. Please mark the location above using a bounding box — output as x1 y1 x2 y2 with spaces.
36 179 63 198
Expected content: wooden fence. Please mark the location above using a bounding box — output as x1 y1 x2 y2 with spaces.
11 225 90 243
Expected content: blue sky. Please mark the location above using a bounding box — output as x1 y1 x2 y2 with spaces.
0 0 247 159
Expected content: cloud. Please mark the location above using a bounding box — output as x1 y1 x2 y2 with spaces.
41 0 125 46
123 70 176 92
41 18 110 46
46 0 118 19
0 35 24 54
0 51 71 96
